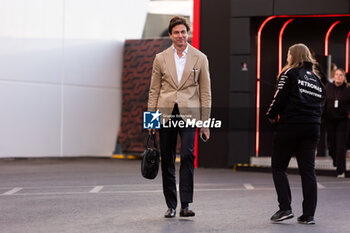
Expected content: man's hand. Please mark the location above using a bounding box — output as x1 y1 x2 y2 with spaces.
200 127 210 141
148 129 156 135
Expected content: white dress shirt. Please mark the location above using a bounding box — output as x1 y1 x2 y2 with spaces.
173 44 189 85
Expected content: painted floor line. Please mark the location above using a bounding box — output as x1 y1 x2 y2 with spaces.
317 182 325 189
0 181 347 190
243 184 255 190
2 187 23 195
1 185 350 197
89 186 104 193
0 187 279 197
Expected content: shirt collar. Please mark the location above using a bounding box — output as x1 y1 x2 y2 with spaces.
172 44 189 55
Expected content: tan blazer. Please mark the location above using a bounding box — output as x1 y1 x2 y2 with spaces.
148 44 211 124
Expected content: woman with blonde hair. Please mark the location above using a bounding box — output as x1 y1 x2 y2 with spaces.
267 44 324 224
324 68 350 178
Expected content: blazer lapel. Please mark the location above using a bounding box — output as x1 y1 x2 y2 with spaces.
164 47 179 88
178 46 199 89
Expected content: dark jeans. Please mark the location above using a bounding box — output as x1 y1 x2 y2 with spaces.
326 118 348 174
271 123 319 217
159 104 196 209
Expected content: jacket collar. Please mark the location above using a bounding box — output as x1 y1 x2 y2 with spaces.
303 61 313 69
172 44 189 57
164 44 199 88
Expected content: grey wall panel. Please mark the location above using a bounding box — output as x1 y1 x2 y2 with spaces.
231 0 273 17
230 56 251 92
274 0 350 15
231 18 250 54
0 0 149 158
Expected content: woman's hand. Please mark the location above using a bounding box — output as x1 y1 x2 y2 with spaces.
268 118 276 124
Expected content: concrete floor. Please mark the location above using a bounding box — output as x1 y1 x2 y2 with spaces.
0 158 349 233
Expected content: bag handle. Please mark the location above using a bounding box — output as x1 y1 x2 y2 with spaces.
146 133 158 149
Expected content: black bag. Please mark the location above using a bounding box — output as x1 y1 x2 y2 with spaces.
141 134 160 179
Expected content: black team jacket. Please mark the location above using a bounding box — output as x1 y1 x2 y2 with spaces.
266 62 324 124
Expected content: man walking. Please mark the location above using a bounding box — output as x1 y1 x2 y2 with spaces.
147 16 211 218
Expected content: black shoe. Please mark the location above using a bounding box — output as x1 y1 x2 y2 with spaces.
297 215 315 224
164 208 176 218
270 209 294 222
179 207 195 217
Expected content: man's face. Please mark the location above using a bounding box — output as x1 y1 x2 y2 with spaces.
169 24 188 48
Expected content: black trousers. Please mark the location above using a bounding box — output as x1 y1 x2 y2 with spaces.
316 119 327 157
348 118 350 149
326 118 348 174
271 123 319 217
159 104 196 209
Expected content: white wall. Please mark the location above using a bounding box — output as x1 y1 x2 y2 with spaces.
0 0 149 157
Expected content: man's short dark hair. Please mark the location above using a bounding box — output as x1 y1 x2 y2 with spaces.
168 16 190 35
